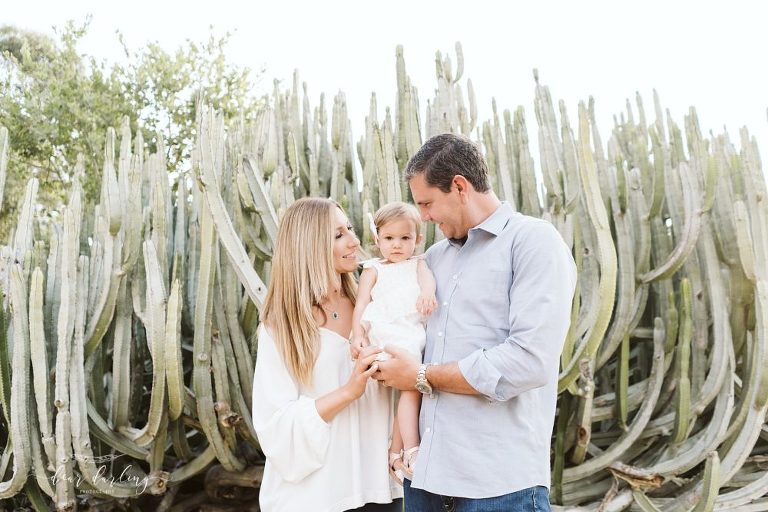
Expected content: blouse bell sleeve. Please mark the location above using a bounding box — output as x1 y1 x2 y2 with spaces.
251 327 331 483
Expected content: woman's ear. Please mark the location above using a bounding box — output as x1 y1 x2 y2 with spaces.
416 233 424 245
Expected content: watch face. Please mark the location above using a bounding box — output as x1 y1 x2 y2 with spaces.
416 382 432 394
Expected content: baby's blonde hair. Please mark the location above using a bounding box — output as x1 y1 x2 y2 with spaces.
372 202 422 237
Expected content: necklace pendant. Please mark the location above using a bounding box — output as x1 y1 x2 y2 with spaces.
331 311 339 320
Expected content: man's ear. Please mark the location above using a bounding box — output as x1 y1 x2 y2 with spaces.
453 175 471 198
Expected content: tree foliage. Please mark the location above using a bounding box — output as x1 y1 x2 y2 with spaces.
0 19 264 237
117 31 265 169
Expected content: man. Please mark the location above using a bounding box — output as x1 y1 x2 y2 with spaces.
375 133 577 512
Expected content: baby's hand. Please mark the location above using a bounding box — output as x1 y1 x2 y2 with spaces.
349 336 368 360
416 293 438 316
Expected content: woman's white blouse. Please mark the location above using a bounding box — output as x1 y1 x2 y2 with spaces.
252 326 402 512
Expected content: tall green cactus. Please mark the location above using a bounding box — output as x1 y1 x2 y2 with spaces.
0 41 765 510
0 127 8 215
0 265 32 498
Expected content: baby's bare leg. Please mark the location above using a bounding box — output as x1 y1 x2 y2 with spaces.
398 390 422 450
390 415 404 453
388 402 407 484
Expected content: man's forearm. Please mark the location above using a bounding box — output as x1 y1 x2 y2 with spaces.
427 362 480 395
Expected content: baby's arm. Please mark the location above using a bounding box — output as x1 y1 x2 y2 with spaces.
416 259 438 316
351 266 378 358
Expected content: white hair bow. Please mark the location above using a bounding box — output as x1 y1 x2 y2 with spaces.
367 212 378 243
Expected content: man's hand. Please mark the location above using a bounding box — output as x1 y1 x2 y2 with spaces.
373 344 421 391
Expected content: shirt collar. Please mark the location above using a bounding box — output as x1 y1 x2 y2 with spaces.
446 202 513 247
471 201 513 236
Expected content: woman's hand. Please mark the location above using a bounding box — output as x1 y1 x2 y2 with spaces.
315 345 383 423
344 345 382 399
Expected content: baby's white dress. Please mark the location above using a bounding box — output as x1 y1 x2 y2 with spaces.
361 258 426 359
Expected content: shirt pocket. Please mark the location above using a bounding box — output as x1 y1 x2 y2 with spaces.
473 269 512 299
461 269 511 330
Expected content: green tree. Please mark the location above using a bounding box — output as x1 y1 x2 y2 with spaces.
0 21 121 225
0 24 57 63
117 30 265 170
0 19 263 238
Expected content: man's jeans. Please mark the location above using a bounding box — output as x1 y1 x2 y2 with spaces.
404 478 551 512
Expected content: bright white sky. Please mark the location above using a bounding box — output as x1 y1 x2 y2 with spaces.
6 0 768 176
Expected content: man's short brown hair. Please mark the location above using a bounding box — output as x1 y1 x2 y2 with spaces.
404 133 490 193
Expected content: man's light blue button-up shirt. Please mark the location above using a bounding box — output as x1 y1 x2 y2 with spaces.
414 202 577 498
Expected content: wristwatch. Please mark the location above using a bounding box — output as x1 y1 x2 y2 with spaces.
415 363 434 396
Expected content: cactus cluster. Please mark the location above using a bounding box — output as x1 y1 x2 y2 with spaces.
0 43 766 511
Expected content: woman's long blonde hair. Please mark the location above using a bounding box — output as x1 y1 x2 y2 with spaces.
261 198 357 387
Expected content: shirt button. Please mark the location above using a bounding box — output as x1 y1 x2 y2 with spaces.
452 274 458 280
437 332 444 337
425 427 431 433
442 301 448 306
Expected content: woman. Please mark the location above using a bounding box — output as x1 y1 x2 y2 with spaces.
252 197 403 512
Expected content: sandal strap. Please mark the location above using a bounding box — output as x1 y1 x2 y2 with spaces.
403 446 419 461
402 446 419 476
388 450 406 486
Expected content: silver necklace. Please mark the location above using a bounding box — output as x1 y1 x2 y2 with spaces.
320 290 345 320
320 302 340 320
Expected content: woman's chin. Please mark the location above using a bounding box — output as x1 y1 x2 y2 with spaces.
335 261 358 274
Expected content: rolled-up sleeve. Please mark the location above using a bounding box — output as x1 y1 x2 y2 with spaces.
458 222 577 401
252 327 330 482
